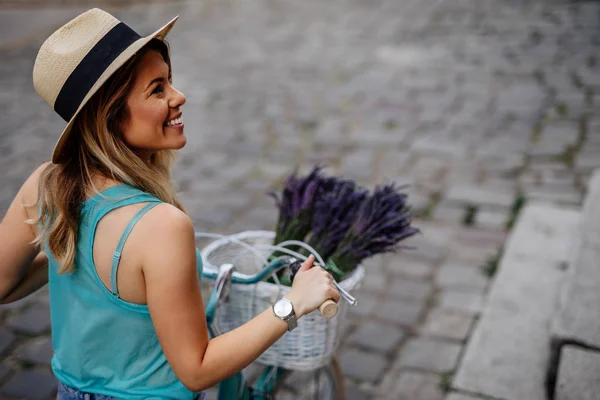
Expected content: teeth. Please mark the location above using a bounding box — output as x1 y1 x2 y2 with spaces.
166 116 182 126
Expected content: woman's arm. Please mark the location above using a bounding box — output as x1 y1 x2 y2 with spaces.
0 251 48 304
0 164 48 302
139 204 339 392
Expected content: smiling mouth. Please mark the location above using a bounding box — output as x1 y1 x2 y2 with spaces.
164 116 183 127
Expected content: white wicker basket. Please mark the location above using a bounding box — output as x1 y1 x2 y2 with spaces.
201 231 364 371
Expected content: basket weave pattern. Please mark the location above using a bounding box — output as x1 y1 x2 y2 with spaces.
201 231 364 371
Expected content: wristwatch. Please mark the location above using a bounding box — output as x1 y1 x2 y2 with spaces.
272 297 298 332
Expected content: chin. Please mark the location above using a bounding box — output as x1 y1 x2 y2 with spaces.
173 135 187 149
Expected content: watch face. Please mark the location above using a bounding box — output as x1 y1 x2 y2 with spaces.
274 299 293 318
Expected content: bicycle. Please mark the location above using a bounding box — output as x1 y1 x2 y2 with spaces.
198 231 363 400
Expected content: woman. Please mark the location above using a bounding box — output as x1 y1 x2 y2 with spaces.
0 8 339 400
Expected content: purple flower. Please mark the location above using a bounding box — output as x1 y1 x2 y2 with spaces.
330 183 419 275
308 178 368 262
270 165 329 244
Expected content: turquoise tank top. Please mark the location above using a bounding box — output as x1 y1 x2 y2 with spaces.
46 184 202 399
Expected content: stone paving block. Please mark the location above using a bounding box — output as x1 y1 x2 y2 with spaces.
7 304 51 335
375 298 425 327
241 206 278 231
420 309 474 341
15 337 53 364
395 338 462 373
437 290 485 316
388 279 432 302
0 328 16 358
349 321 405 353
379 370 444 400
475 209 507 230
387 258 434 280
435 262 487 289
575 154 600 171
361 272 387 293
555 346 600 400
0 296 33 312
445 185 514 209
445 393 484 400
411 136 467 159
0 363 11 381
339 347 388 382
524 186 583 206
432 203 465 224
349 294 378 318
1 370 57 400
345 383 371 400
553 170 600 349
453 203 580 400
400 237 447 264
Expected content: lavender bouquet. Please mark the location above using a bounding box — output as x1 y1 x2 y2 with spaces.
270 166 419 283
327 183 420 279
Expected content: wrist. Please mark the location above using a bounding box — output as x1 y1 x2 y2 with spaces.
283 293 304 318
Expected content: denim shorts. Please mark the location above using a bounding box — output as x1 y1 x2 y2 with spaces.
57 382 206 400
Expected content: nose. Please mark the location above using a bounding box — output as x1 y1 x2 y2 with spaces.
169 86 186 109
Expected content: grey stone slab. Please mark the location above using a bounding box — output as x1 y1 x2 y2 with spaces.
1 370 57 400
387 258 434 280
0 7 90 51
349 294 378 318
445 185 514 209
375 298 425 327
379 370 444 400
400 239 447 265
339 347 388 382
437 290 485 316
411 136 467 159
432 203 465 224
345 383 371 400
0 363 11 381
395 338 462 373
553 170 600 349
349 321 405 353
475 210 507 230
435 262 487 289
15 337 53 364
576 154 600 171
555 346 600 400
420 309 474 341
7 304 51 335
453 203 580 400
361 272 387 293
445 393 484 400
388 279 432 302
0 328 16 358
524 187 583 206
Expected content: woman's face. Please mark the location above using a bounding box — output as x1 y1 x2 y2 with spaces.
121 50 186 157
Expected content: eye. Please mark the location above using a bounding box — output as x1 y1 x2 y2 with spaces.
151 84 164 96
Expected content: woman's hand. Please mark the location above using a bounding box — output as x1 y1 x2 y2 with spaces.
285 255 340 318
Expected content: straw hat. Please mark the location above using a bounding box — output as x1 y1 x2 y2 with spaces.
33 8 179 163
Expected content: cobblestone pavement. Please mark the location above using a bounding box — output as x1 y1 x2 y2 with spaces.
0 0 599 398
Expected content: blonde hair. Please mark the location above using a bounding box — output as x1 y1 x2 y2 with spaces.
33 39 185 274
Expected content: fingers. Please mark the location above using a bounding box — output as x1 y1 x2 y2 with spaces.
327 283 340 303
298 254 315 272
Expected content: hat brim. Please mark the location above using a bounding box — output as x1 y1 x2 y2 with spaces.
51 15 179 164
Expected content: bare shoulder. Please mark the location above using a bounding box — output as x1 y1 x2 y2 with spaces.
140 203 194 237
20 162 52 210
136 203 195 265
22 162 51 195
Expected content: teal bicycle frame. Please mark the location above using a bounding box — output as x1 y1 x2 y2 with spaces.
202 258 293 400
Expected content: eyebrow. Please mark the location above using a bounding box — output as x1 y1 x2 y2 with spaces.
145 77 165 91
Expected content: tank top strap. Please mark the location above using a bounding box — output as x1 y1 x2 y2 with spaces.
110 201 160 297
84 184 160 222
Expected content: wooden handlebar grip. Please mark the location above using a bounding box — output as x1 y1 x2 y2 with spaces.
319 300 338 319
